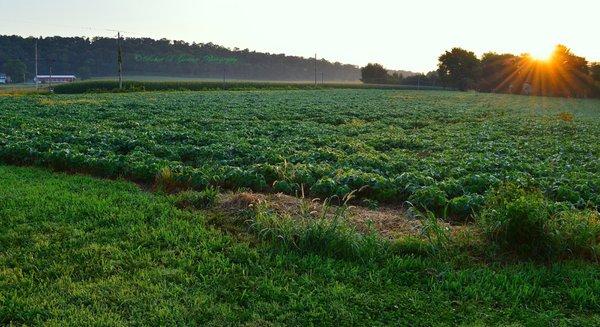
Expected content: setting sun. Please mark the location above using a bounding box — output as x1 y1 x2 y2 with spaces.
528 45 555 61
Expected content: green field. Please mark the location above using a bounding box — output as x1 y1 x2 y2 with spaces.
1 165 600 325
1 89 599 217
1 89 600 324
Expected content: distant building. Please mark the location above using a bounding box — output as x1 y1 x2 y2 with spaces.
0 73 7 84
35 75 77 84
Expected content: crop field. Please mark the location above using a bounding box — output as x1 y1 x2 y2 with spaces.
2 89 600 324
1 89 598 218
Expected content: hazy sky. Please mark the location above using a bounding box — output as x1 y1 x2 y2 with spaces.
1 0 598 72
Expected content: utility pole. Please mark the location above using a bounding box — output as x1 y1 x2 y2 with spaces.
321 72 324 84
314 53 317 86
35 39 38 89
49 61 53 92
117 32 123 90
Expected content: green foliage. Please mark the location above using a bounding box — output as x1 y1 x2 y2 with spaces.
53 80 448 94
2 165 600 325
0 90 599 221
360 63 396 84
173 187 219 209
437 47 481 91
478 184 600 260
408 186 448 213
0 35 359 82
549 210 600 260
477 185 552 257
2 59 27 83
448 194 485 218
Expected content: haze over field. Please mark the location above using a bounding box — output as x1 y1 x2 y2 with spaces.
2 0 599 72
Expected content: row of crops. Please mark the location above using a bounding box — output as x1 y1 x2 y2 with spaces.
53 80 448 94
1 89 599 218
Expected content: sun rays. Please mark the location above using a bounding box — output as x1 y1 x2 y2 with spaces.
488 45 592 97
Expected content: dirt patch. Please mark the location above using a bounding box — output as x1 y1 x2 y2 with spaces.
217 191 461 239
219 192 264 212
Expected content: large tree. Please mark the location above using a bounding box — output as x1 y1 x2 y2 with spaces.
478 52 518 92
591 63 600 82
360 63 391 84
437 48 480 91
3 59 27 83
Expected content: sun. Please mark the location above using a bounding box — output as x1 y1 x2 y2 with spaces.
528 45 555 62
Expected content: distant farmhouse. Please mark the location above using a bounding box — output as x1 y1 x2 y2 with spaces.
0 73 10 84
35 75 76 84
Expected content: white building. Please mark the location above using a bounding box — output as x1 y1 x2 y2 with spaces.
35 75 77 84
0 73 7 84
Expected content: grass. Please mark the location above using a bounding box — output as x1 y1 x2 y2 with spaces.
1 164 600 325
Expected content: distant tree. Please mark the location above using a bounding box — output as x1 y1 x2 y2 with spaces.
478 52 518 92
437 48 480 91
0 35 361 82
77 65 92 80
360 63 391 84
588 63 600 82
3 59 27 83
425 71 439 86
548 45 590 97
401 71 440 87
550 45 588 75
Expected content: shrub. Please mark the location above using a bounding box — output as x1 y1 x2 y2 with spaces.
477 185 553 257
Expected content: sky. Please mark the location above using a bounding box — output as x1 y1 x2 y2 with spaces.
1 0 598 72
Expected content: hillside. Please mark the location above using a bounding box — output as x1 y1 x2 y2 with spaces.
0 35 360 81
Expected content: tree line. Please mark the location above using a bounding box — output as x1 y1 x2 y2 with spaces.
362 45 600 98
360 63 440 87
0 35 360 82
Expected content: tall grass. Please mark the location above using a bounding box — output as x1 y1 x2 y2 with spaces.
246 193 394 262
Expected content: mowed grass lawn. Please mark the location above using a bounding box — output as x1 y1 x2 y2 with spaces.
1 165 600 325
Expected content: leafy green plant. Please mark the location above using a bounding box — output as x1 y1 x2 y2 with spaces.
1 89 599 221
408 186 448 213
476 184 553 258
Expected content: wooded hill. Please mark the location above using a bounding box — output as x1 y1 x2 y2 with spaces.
0 35 360 81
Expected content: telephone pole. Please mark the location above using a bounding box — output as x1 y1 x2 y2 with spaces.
314 53 317 86
49 62 53 92
35 39 38 89
117 32 123 90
